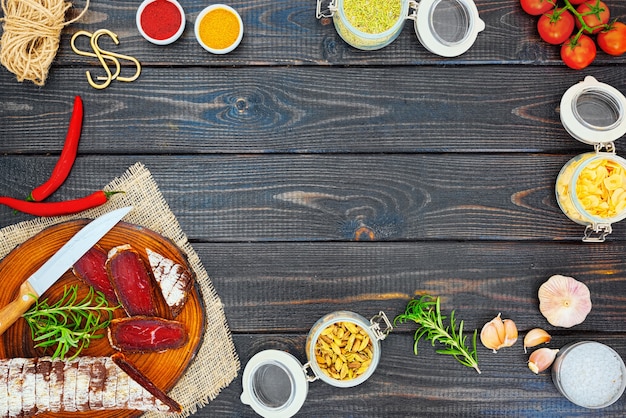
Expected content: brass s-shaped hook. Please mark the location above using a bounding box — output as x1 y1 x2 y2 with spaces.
71 30 121 87
91 29 141 83
70 28 141 89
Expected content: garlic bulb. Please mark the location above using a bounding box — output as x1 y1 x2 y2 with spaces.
523 328 551 354
528 347 559 374
538 275 592 328
480 313 518 353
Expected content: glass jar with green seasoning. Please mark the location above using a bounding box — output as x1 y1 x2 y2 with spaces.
316 0 484 56
555 76 626 242
240 311 392 417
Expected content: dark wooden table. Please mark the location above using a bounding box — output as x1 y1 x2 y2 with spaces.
2 0 626 416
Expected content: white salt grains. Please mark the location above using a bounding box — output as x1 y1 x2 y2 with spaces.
553 341 626 408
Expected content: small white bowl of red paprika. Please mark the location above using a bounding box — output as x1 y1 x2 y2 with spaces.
195 4 243 54
136 0 186 45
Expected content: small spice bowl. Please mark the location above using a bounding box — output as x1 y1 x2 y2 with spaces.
136 0 186 45
552 341 626 408
194 4 244 54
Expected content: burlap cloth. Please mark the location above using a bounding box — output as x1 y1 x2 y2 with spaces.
0 162 240 417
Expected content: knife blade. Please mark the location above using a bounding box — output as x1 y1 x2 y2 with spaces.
0 206 133 336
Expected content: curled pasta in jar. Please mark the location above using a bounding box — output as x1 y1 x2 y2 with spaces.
556 152 626 225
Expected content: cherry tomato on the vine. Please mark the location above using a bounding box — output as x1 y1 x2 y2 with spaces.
576 1 610 34
597 21 626 56
520 0 554 16
561 34 596 69
537 9 575 45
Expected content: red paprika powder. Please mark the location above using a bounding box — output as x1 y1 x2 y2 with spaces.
139 0 183 42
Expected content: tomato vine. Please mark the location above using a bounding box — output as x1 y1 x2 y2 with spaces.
521 0 625 69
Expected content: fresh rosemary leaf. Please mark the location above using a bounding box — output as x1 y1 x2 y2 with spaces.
23 285 119 360
394 295 481 374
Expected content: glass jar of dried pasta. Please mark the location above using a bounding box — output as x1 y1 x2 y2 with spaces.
240 311 392 417
555 76 626 242
315 0 484 56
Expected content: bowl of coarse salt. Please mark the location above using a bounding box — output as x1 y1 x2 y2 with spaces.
552 341 626 408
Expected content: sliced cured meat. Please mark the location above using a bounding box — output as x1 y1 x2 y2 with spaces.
0 356 178 416
7 358 27 417
72 245 118 304
106 244 157 316
108 316 188 353
146 248 194 317
0 360 8 416
112 353 182 413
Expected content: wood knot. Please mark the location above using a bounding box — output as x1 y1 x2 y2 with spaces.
354 226 375 241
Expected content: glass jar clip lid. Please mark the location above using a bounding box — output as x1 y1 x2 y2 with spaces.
316 0 484 56
556 76 626 242
240 311 392 417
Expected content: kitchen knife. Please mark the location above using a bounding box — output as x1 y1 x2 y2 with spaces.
0 206 133 336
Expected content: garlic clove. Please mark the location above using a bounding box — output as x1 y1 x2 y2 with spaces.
523 328 552 354
538 275 592 328
528 347 559 374
503 318 518 346
480 313 518 353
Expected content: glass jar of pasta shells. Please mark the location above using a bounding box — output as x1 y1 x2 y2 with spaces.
316 0 484 56
240 311 392 418
555 76 626 242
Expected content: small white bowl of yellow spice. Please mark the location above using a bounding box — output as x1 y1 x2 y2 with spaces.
195 4 243 54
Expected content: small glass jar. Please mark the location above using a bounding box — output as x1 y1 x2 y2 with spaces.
240 311 392 417
555 76 626 242
316 0 484 56
552 341 626 409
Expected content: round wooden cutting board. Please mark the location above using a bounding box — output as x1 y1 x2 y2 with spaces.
0 220 205 417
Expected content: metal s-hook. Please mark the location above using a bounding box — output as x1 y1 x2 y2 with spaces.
70 28 141 89
71 30 121 85
90 29 141 83
86 31 115 89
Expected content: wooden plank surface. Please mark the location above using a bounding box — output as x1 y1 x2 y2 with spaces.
1 0 626 416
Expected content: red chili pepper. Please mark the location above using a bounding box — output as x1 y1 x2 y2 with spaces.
1 191 122 217
28 96 84 202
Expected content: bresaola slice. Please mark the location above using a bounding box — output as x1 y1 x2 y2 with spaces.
108 316 188 352
146 248 194 318
72 245 119 304
107 245 157 316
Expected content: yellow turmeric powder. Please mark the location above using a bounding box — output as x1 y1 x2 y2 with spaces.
198 7 240 50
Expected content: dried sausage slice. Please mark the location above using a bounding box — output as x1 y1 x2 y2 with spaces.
106 244 157 316
108 316 188 352
146 248 194 318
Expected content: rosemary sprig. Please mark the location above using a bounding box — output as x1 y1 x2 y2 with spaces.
22 285 118 360
394 295 481 374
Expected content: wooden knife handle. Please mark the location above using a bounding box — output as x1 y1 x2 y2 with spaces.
0 281 37 336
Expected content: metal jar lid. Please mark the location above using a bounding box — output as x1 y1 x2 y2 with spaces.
411 0 485 57
560 76 626 147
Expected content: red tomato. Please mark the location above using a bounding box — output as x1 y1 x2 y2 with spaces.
576 1 610 34
597 21 626 56
520 0 554 16
561 34 596 69
568 0 588 4
537 9 575 45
